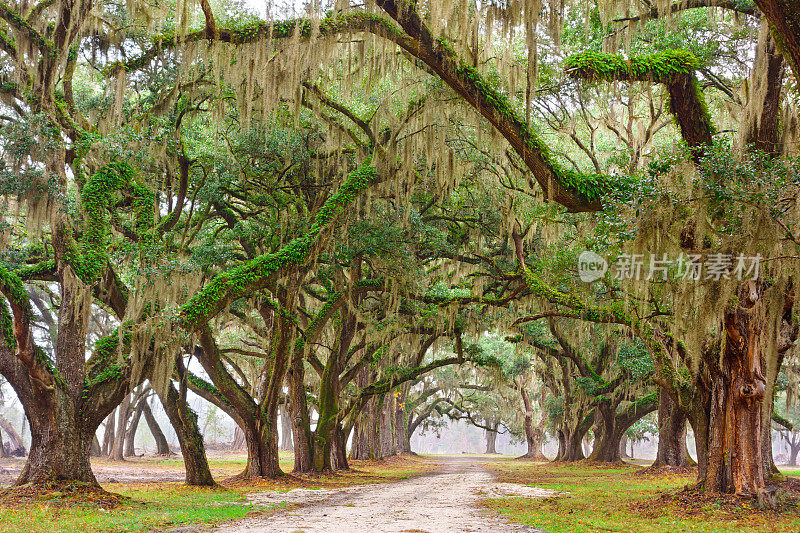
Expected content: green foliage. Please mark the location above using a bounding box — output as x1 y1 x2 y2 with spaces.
625 414 658 441
0 264 30 348
699 140 800 231
617 340 654 381
0 296 13 349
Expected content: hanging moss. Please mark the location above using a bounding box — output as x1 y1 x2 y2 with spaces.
0 3 56 58
455 61 611 202
118 12 405 74
519 264 686 398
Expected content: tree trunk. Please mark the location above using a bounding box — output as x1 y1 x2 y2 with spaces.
16 387 98 486
101 410 115 456
394 387 410 454
349 369 374 460
240 416 281 477
788 433 800 466
142 401 171 456
379 396 396 456
289 345 314 473
752 0 800 84
90 436 101 457
558 428 587 461
653 386 689 468
555 430 566 460
0 429 7 458
124 399 145 457
311 357 339 473
587 394 658 463
485 424 498 454
109 394 131 461
739 20 785 155
331 426 350 471
159 381 215 486
279 403 293 451
697 281 769 500
619 436 630 459
350 419 371 460
587 402 623 463
231 426 246 451
0 414 25 455
519 388 548 460
0 246 133 489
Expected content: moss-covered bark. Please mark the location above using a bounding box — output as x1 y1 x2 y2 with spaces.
179 164 378 331
566 51 714 159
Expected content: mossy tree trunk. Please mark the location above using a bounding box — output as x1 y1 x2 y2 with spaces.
195 321 285 478
289 344 314 472
331 427 350 471
350 420 370 460
394 386 411 455
17 387 98 485
557 413 592 462
1 260 132 488
753 0 800 82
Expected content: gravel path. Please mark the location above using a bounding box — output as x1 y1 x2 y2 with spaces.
215 456 554 533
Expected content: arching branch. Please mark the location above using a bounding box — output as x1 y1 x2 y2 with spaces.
121 9 607 211
613 0 756 23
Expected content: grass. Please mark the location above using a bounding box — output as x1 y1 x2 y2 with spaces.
482 460 800 533
0 454 433 533
0 483 258 533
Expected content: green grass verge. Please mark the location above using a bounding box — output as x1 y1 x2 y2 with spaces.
483 460 800 533
0 484 261 533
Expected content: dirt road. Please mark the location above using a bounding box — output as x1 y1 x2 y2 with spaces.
215 456 554 533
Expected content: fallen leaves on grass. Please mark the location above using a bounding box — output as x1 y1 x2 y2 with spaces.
0 481 129 510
